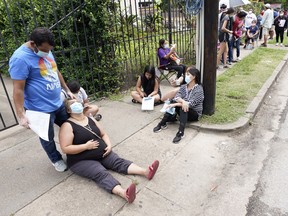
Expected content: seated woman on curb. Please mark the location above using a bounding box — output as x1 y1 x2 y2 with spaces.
59 99 159 203
153 67 204 144
131 65 161 104
157 38 186 86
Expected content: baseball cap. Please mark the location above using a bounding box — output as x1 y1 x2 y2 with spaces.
220 4 227 9
265 3 271 8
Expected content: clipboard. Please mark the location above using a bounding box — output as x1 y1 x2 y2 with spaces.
141 97 154 111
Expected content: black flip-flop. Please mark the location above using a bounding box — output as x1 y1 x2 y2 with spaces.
132 99 138 103
95 114 102 121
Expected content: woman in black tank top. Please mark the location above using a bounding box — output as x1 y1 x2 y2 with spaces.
59 99 160 203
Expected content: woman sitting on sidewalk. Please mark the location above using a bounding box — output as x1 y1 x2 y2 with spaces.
59 99 159 203
153 67 204 144
131 65 161 104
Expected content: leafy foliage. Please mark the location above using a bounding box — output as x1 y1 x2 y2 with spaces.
0 0 196 97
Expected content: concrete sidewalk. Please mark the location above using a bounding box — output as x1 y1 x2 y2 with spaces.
0 44 288 216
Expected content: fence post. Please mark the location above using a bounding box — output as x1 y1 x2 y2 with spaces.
202 0 218 115
168 0 172 44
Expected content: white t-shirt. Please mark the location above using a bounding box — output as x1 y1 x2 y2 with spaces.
261 9 274 28
245 13 257 28
60 87 88 103
73 87 88 104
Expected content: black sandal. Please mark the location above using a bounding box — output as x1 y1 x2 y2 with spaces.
95 114 102 121
132 99 138 103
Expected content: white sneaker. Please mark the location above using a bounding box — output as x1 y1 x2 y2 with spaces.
236 57 241 61
53 160 68 172
280 43 283 47
276 43 279 46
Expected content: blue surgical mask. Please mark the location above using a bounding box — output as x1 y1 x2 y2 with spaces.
185 76 191 84
34 50 49 58
70 102 83 114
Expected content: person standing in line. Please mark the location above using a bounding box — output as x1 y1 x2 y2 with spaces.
245 20 259 49
256 11 263 40
274 11 287 47
261 3 274 47
269 8 279 40
244 9 257 48
218 4 228 32
9 27 74 172
227 11 235 65
217 7 235 69
244 9 257 30
232 11 247 61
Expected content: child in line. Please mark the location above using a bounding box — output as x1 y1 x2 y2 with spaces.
245 19 259 49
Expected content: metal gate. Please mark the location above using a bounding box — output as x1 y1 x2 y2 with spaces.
0 61 18 131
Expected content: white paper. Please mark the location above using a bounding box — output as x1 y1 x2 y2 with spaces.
279 20 286 27
141 97 154 110
26 110 50 141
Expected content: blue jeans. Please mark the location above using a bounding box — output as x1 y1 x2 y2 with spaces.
39 104 69 163
229 38 241 61
235 38 241 58
228 40 234 63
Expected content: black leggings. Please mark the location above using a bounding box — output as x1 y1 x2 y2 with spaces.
275 29 285 43
159 107 199 133
164 64 186 78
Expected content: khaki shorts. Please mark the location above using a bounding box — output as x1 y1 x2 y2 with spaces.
263 27 270 36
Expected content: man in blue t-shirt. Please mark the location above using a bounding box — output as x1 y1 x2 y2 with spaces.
9 27 74 172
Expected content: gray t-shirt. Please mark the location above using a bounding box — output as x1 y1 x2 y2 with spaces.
219 14 229 34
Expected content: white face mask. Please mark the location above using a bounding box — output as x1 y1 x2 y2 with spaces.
163 44 169 49
70 102 84 114
249 11 252 14
34 50 49 58
185 76 191 84
280 13 284 16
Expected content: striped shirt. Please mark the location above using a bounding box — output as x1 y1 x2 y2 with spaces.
174 84 204 117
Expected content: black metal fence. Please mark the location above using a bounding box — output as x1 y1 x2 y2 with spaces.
0 0 196 130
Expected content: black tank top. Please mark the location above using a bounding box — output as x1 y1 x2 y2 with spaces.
66 117 107 167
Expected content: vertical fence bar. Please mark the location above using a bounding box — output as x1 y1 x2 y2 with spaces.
0 31 9 60
0 64 18 131
60 0 78 80
134 0 143 70
3 0 19 47
16 1 29 39
69 0 85 80
40 0 49 27
168 0 172 44
79 0 93 91
29 0 38 27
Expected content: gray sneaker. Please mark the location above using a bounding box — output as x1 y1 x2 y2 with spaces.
53 160 68 172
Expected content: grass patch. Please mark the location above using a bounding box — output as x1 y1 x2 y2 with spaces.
201 47 288 124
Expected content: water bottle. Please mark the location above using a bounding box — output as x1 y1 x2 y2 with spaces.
165 99 170 105
160 99 170 113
